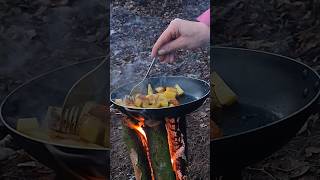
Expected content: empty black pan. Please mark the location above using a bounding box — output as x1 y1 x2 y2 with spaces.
211 47 320 179
110 76 210 120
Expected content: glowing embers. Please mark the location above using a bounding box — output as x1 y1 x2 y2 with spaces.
165 117 187 180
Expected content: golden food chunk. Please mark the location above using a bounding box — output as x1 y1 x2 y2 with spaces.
158 94 169 107
155 86 165 93
163 90 177 99
149 101 161 108
78 114 105 145
147 84 153 95
134 96 143 107
146 94 158 104
142 98 151 108
169 98 180 106
17 118 39 133
212 72 237 106
123 96 134 106
166 87 177 93
115 99 123 105
175 84 184 96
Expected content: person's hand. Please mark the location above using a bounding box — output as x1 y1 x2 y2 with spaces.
151 18 210 63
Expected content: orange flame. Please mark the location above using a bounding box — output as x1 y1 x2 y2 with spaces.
125 118 155 180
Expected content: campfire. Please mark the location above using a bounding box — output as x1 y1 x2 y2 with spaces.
122 115 187 180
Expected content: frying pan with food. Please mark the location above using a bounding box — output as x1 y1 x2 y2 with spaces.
0 57 109 180
110 76 210 120
211 47 320 179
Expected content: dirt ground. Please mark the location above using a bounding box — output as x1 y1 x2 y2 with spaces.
110 0 210 179
214 0 320 179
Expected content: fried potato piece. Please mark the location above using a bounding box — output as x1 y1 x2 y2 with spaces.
115 99 123 105
155 86 165 93
148 84 153 95
142 97 151 108
78 114 105 145
175 84 184 96
134 95 143 107
212 72 237 106
158 94 169 107
169 98 180 106
17 118 39 133
166 87 177 93
163 90 177 99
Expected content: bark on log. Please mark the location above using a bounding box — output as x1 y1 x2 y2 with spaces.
146 122 175 180
122 124 151 180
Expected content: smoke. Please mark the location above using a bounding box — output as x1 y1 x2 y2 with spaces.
110 54 148 89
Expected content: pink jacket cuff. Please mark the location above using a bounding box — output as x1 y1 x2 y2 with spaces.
197 9 210 26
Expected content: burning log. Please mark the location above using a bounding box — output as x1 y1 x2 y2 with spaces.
165 117 187 180
122 119 152 180
122 116 187 180
145 120 176 180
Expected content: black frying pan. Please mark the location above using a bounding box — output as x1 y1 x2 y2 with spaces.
211 47 320 179
0 57 109 180
110 76 210 120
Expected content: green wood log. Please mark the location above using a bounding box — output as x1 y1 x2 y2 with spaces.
146 122 176 180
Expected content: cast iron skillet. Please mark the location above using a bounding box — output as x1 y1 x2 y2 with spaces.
0 57 109 180
110 76 210 120
211 47 320 179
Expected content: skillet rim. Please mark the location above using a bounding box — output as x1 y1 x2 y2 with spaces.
211 46 320 142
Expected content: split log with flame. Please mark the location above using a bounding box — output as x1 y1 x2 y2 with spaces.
122 117 187 180
122 122 151 180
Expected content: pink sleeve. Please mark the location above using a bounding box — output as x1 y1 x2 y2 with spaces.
196 9 210 26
